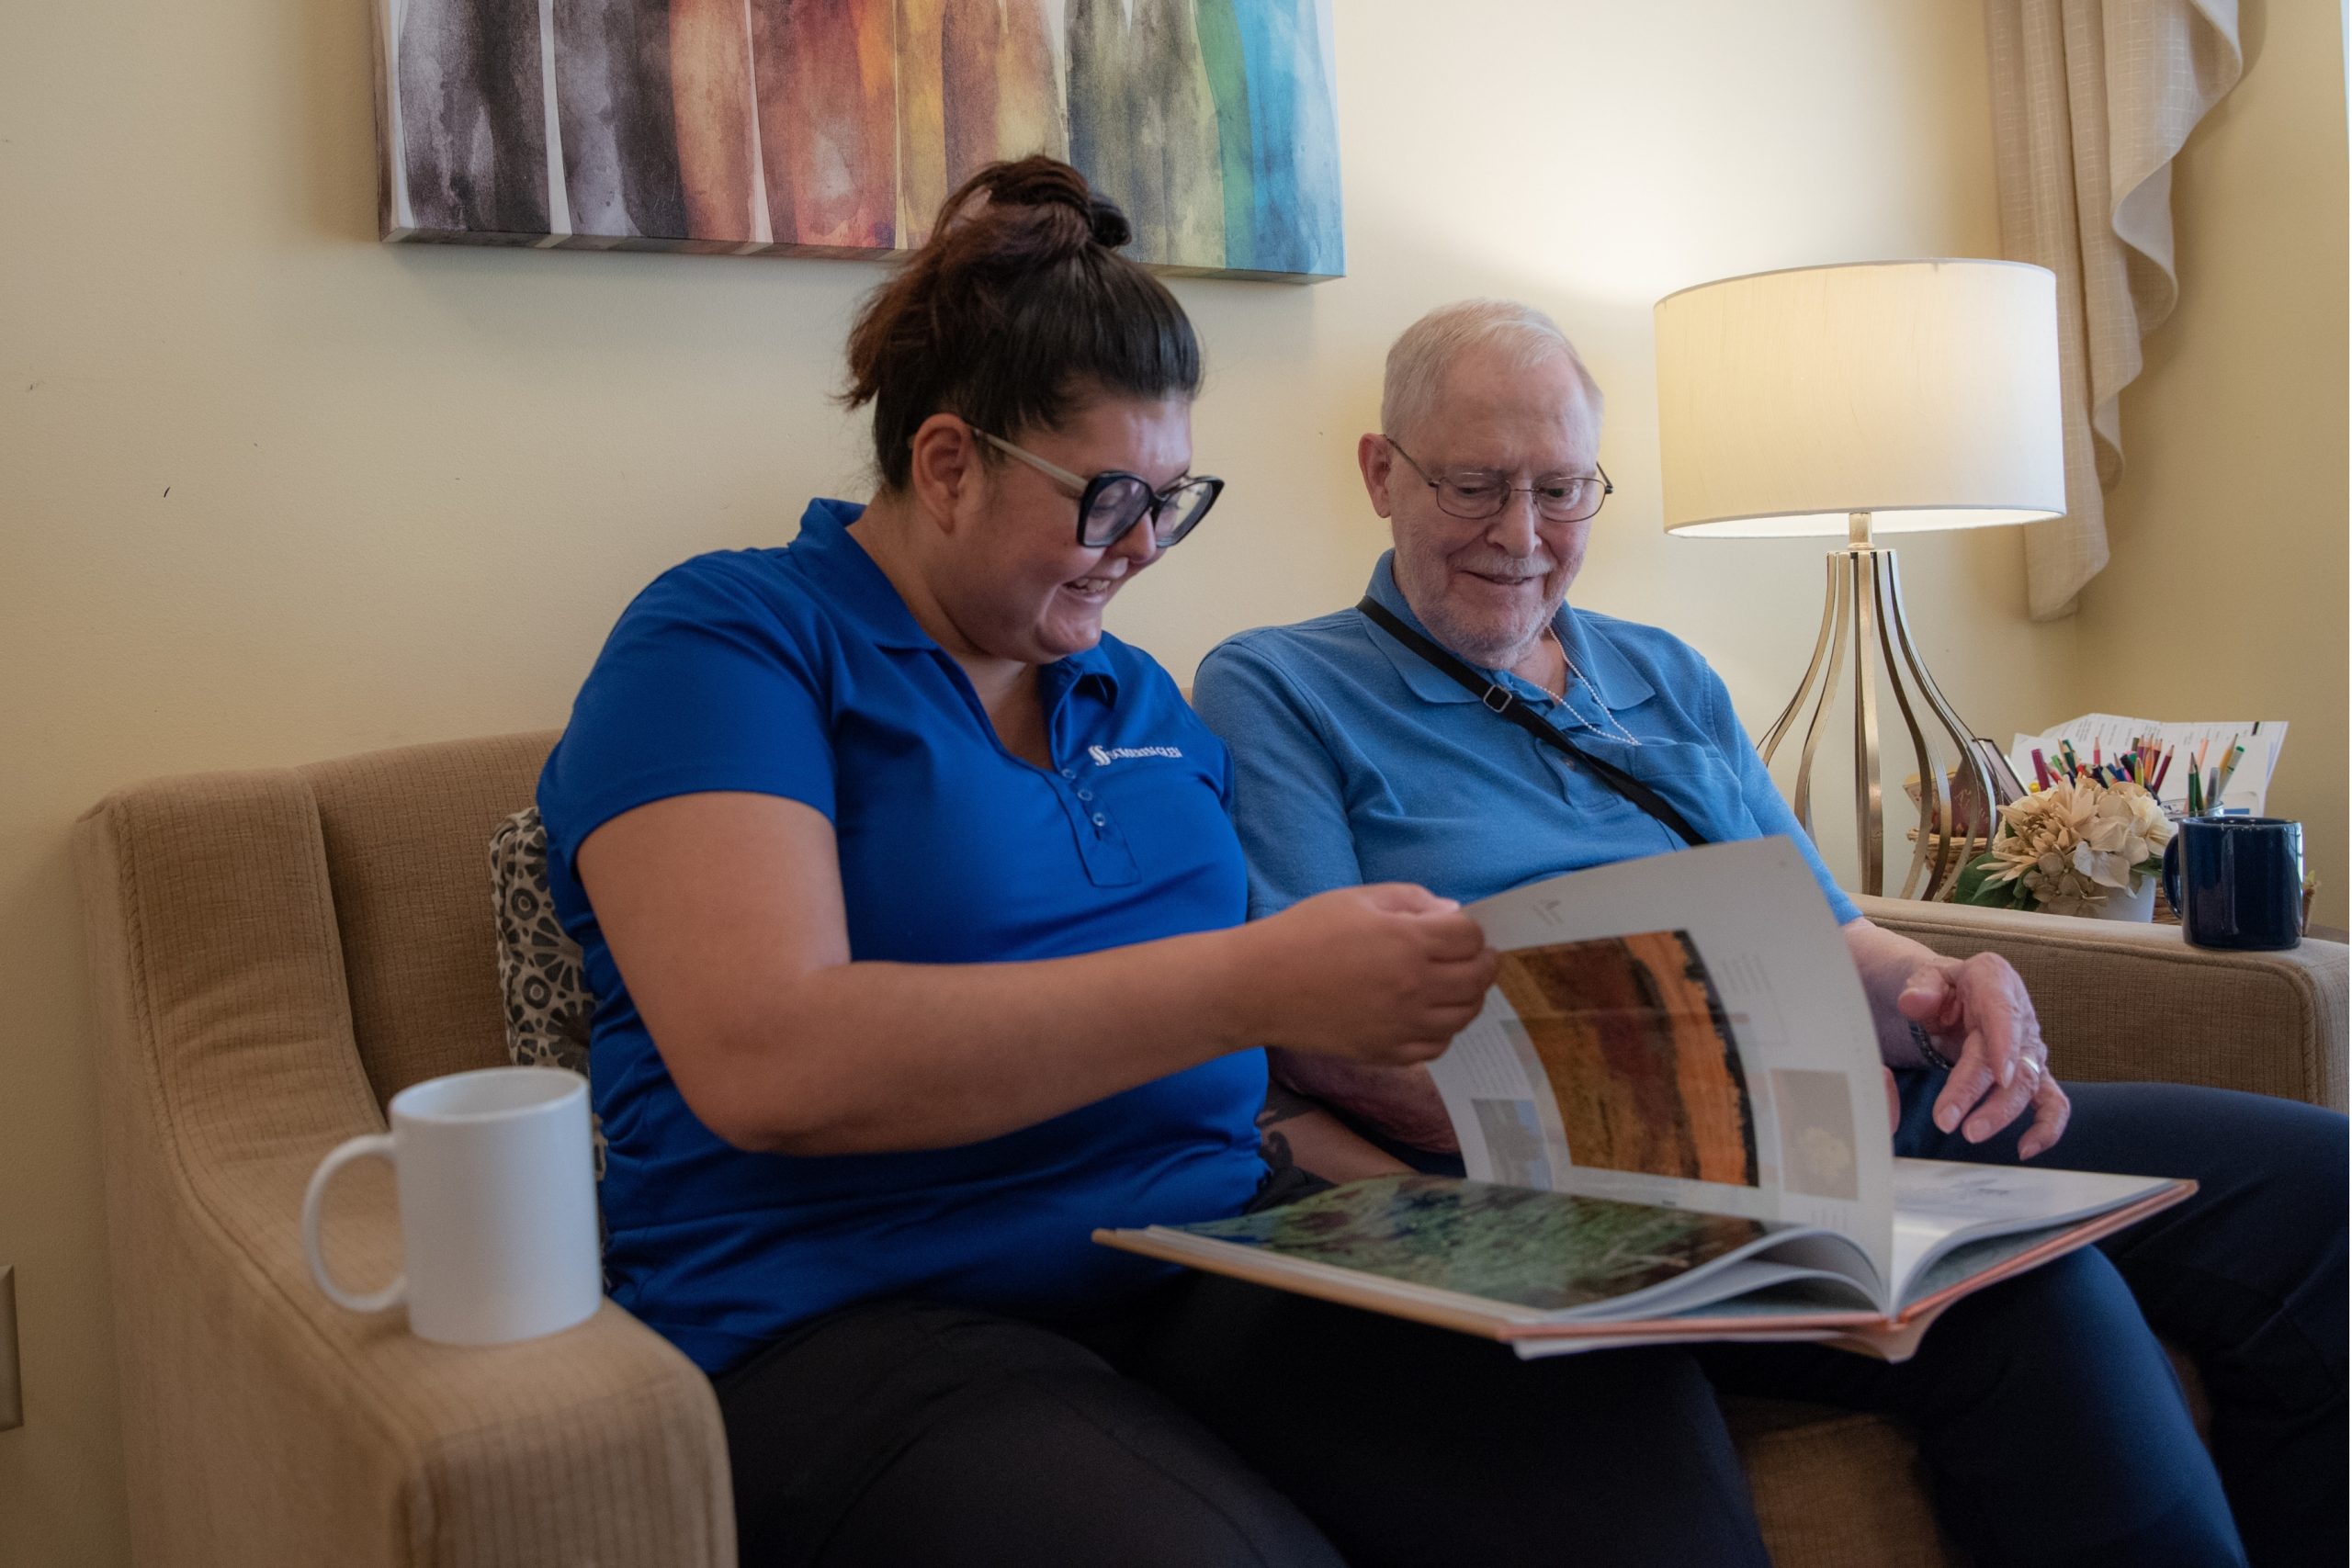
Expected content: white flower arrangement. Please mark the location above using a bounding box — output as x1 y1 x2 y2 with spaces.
1954 777 2177 917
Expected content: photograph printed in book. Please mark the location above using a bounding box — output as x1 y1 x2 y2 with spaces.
1491 931 1761 1188
1182 1177 1777 1314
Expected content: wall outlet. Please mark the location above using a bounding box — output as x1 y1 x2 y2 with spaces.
0 1265 19 1430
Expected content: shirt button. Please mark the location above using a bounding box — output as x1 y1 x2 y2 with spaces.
1091 812 1107 827
1060 768 1077 779
1076 788 1094 801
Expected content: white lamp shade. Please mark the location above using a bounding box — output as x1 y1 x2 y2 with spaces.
1654 260 2066 537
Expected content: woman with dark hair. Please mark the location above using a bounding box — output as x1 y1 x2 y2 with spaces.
538 156 1493 1565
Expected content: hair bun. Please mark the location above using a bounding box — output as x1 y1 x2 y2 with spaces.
965 157 1127 253
1086 197 1133 249
843 154 1201 492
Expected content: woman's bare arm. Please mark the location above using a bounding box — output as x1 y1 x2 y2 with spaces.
577 791 1498 1156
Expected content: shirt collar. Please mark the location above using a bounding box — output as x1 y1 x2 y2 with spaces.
792 497 1118 694
1359 552 1653 710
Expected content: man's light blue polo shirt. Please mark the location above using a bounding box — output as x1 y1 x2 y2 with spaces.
538 498 1268 1375
1192 553 1861 927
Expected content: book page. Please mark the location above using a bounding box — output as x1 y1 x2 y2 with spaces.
1506 1280 1887 1359
1889 1158 2188 1299
1432 839 1894 1296
1164 1174 1809 1323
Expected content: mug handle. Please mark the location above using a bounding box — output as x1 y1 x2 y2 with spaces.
300 1134 407 1314
2163 836 2182 919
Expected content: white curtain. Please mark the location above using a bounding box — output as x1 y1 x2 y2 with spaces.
1983 0 2244 621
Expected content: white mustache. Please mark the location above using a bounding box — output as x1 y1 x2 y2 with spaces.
1457 556 1553 581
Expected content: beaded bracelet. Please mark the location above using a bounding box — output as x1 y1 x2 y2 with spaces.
1908 1021 1957 1073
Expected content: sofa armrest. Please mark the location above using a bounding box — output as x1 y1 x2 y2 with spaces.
76 771 733 1568
1856 896 2347 1111
133 1142 729 1568
175 1139 731 1568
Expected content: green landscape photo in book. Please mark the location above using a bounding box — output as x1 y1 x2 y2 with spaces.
1182 1175 1771 1314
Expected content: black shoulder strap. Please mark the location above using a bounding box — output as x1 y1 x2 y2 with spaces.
1356 597 1709 850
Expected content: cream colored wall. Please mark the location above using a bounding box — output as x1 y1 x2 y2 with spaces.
0 3 2062 1558
2074 0 2350 931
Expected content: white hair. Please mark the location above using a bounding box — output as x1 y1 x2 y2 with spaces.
1378 299 1604 446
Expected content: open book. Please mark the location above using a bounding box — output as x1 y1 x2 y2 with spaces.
1097 840 2193 1360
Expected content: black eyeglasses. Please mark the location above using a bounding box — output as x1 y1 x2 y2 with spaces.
971 426 1225 550
1385 436 1612 525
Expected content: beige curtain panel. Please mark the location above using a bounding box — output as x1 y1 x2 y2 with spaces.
1983 0 2244 621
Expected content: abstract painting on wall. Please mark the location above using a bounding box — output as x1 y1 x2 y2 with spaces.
372 0 1342 280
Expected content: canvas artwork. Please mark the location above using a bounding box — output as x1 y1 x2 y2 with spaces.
371 0 1343 280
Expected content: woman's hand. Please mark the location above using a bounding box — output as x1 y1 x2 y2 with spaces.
1896 953 2071 1160
1237 884 1499 1066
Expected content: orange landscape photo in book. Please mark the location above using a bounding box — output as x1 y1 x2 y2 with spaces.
1494 931 1758 1186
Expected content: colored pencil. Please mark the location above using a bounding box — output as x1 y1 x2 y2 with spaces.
2213 744 2246 804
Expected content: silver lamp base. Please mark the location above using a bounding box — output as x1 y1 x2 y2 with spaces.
1757 513 1995 901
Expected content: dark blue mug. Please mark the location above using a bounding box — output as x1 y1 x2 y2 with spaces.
2163 817 2304 951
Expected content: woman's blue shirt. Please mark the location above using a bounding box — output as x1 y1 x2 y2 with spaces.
538 499 1267 1375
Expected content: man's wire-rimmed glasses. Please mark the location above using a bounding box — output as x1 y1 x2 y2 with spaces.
1385 435 1612 525
970 425 1225 550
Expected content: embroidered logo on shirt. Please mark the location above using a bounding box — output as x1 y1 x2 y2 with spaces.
1088 744 1183 766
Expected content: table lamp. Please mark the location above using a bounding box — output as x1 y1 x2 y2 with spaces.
1653 259 2065 899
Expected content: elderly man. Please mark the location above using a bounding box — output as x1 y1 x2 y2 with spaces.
1195 300 2344 1568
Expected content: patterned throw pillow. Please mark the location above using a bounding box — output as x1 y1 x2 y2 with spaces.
489 807 593 1074
489 807 602 1179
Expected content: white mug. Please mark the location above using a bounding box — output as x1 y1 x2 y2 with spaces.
302 1066 601 1346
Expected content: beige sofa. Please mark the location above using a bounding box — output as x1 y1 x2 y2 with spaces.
74 732 2347 1568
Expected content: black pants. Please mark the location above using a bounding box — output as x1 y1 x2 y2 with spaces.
718 1291 1785 1568
716 1076 2341 1567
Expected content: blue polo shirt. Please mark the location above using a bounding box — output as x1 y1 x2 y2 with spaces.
1193 553 1861 926
538 498 1267 1375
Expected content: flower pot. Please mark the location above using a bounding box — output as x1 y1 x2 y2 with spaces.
2090 877 2157 922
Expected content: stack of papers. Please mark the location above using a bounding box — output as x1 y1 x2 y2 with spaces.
2008 714 2286 815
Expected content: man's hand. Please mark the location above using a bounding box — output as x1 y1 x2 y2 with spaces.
1896 953 2070 1159
1270 1051 1459 1154
1258 1081 1417 1181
